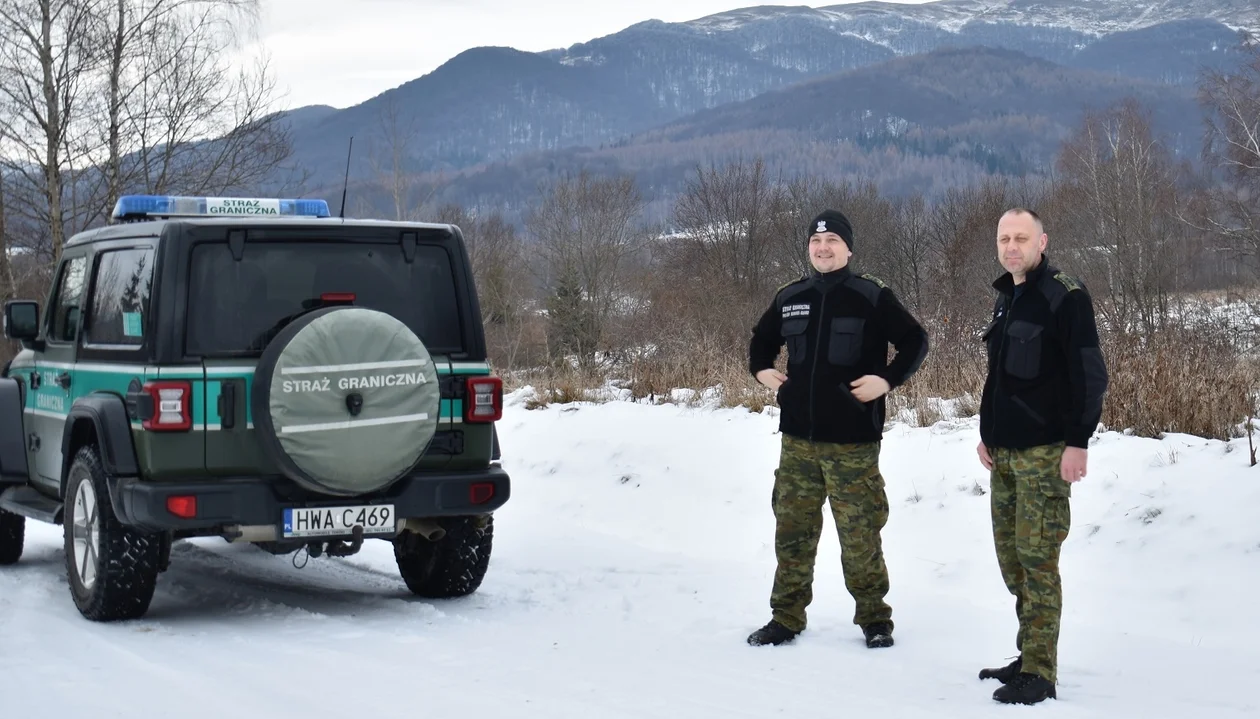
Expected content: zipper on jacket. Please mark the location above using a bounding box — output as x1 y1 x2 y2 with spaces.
807 286 829 442
989 296 1014 443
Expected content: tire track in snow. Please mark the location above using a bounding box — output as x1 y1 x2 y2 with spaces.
143 539 443 624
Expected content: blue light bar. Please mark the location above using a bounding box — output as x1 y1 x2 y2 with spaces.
111 194 331 221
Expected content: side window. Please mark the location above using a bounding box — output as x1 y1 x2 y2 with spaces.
48 256 87 343
86 248 155 347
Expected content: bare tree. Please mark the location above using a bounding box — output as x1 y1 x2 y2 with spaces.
526 170 649 368
886 192 932 314
0 0 290 266
0 168 12 364
95 0 261 215
924 178 1012 326
1055 98 1184 335
1196 34 1260 276
0 0 102 264
0 165 55 362
646 159 785 382
671 157 781 295
435 203 535 368
765 176 816 279
368 94 421 221
0 168 9 299
121 9 290 201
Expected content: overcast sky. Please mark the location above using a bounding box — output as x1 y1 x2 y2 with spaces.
244 0 937 110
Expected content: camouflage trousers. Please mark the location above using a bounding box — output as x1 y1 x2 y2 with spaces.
989 443 1072 684
769 433 892 633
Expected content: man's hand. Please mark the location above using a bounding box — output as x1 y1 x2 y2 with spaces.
850 375 891 402
977 441 993 471
1061 446 1088 483
756 368 787 391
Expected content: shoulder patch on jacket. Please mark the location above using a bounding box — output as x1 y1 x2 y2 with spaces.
1039 270 1080 313
776 274 807 293
1053 272 1082 292
844 273 883 306
860 273 888 289
775 274 811 306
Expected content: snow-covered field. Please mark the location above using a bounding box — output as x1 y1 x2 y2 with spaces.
2 389 1259 717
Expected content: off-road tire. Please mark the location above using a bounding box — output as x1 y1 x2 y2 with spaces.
0 507 24 565
394 515 493 598
63 446 162 621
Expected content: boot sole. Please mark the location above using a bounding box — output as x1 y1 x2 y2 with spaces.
748 637 797 646
991 680 1056 704
992 691 1056 705
747 630 801 646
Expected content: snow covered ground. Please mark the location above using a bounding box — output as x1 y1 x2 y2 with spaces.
3 388 1259 717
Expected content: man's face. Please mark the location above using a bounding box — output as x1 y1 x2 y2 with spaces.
995 212 1047 277
809 232 850 273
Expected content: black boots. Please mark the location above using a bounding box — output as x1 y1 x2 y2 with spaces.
980 655 1058 704
992 672 1057 704
746 620 800 646
980 655 1056 704
862 622 894 648
979 655 1022 683
747 620 894 648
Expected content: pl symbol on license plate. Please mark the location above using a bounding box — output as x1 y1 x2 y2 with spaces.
282 504 395 538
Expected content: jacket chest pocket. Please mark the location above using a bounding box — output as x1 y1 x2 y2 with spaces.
781 318 810 364
827 317 865 366
1003 320 1044 380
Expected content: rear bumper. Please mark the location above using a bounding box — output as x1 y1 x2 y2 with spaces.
111 465 511 534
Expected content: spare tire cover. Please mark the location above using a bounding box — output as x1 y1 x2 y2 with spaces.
252 306 440 496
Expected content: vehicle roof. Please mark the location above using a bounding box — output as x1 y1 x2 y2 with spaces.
64 217 461 248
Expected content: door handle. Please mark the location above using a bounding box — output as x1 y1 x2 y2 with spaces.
217 382 237 429
56 372 71 389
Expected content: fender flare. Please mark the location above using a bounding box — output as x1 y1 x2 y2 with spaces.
60 392 140 498
0 377 29 484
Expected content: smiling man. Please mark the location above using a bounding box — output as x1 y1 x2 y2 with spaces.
976 207 1108 705
746 209 928 650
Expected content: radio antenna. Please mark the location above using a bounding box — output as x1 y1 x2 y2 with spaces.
338 136 354 219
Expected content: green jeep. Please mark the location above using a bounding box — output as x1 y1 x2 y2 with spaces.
0 194 510 621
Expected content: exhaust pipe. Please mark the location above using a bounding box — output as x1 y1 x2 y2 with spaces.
403 518 446 541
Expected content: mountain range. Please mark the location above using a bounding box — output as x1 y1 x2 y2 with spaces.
265 0 1260 219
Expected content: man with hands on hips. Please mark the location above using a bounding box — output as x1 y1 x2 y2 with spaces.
746 209 928 650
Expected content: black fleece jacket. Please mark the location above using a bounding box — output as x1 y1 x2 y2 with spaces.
980 255 1109 450
749 267 928 444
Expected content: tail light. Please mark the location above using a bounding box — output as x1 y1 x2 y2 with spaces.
142 380 192 431
470 482 495 504
464 376 502 422
166 495 198 518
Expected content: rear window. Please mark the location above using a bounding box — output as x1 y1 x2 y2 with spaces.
185 241 463 356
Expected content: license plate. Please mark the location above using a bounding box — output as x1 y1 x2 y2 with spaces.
282 504 396 538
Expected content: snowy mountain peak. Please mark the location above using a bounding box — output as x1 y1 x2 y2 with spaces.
684 0 1260 37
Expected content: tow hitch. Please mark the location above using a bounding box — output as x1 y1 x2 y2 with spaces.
292 525 365 567
323 524 366 557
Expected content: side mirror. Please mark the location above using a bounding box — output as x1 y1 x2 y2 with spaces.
4 300 40 342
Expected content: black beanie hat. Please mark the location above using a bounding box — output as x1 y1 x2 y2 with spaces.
807 209 853 250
